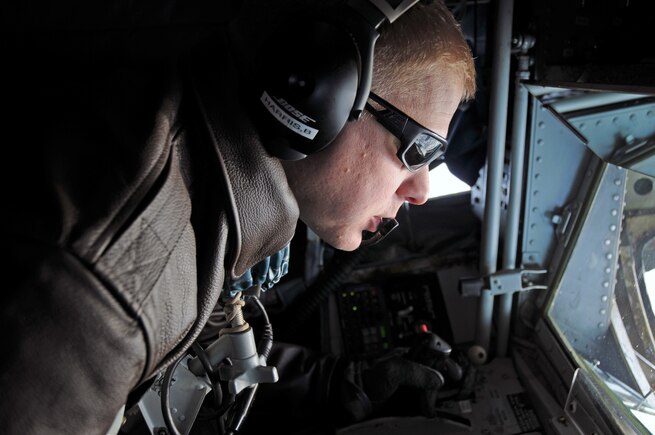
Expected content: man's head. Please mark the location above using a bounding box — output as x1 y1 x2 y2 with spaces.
282 1 476 251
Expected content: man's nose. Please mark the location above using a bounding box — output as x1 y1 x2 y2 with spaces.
397 167 430 205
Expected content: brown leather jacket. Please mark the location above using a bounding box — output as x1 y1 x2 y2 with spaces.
2 13 298 434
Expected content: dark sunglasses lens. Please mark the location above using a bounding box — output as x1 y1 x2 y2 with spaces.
402 133 445 171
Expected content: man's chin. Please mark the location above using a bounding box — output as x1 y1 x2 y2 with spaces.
322 233 361 252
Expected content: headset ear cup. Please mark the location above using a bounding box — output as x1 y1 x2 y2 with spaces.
252 20 361 160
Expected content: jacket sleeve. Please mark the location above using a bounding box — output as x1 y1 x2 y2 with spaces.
1 238 147 435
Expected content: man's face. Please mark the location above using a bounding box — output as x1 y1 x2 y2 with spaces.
282 74 465 251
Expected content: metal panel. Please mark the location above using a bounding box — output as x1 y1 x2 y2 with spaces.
521 97 592 267
549 163 627 360
567 100 655 177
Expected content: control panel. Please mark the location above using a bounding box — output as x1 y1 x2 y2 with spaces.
335 273 452 360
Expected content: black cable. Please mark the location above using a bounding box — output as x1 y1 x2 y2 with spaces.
247 295 270 324
191 341 225 432
214 389 237 421
195 367 236 424
161 356 184 435
191 342 215 377
225 384 259 434
246 295 273 361
282 248 367 332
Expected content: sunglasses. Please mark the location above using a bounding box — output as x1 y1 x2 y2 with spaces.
365 92 448 172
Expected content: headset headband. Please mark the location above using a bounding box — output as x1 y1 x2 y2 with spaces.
345 0 421 119
363 0 421 23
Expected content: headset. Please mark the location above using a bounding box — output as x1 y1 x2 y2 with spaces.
249 0 423 160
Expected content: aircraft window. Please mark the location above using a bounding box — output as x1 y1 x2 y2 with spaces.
643 237 655 314
428 163 471 198
547 167 655 431
637 235 655 429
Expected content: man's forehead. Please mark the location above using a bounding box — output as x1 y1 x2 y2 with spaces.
384 72 461 108
387 83 462 131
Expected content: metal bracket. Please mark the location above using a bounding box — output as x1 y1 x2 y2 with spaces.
554 200 582 246
188 327 278 396
460 268 548 297
138 356 212 435
489 268 548 296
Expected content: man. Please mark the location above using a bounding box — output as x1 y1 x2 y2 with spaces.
2 0 474 434
227 2 476 432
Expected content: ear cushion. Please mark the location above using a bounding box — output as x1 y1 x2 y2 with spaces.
251 19 361 160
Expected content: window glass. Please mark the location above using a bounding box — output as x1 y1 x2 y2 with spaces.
429 164 471 198
643 238 655 310
547 167 655 431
